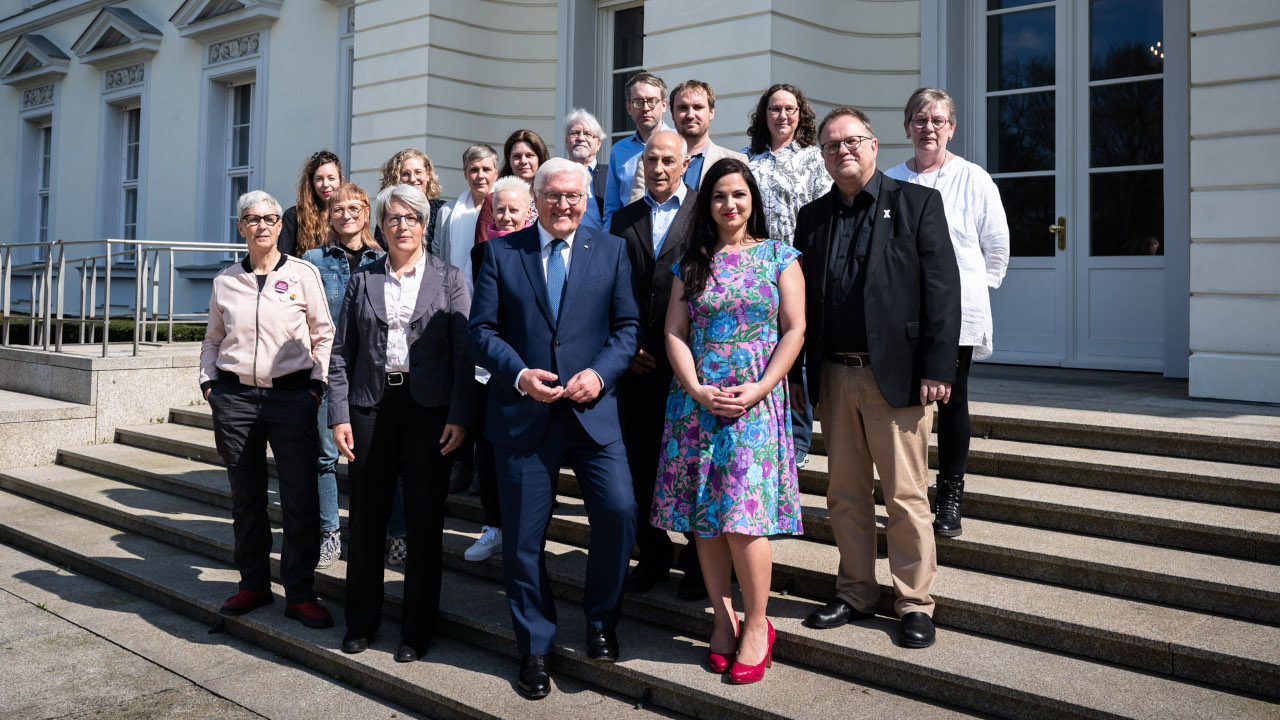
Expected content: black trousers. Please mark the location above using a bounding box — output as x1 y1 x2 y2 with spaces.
470 379 501 527
936 345 975 478
208 382 320 603
620 372 697 573
344 384 451 651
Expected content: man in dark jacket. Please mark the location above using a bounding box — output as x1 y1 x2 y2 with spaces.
790 107 960 650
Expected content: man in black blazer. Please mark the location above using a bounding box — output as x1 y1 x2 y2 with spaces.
609 130 704 600
790 107 960 650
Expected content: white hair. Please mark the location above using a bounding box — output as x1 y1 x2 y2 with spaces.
373 184 431 227
533 157 591 194
490 176 532 204
236 190 282 218
644 130 688 160
564 108 604 141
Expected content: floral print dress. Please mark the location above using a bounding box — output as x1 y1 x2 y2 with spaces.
650 240 804 537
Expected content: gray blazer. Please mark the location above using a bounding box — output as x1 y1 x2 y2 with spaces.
327 252 472 428
627 140 747 203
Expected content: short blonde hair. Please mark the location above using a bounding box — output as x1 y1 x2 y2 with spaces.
904 87 957 126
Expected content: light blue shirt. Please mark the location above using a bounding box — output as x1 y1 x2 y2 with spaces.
579 160 603 231
643 182 689 258
603 121 671 230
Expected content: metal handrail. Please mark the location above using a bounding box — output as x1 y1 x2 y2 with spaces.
0 239 248 357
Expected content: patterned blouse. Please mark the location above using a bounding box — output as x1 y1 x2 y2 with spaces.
744 142 831 245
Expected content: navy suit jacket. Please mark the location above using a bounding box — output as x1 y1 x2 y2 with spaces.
467 224 641 450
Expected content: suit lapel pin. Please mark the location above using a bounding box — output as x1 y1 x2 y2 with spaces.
883 209 891 219
582 244 589 249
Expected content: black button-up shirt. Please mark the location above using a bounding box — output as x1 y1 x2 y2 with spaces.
824 170 881 353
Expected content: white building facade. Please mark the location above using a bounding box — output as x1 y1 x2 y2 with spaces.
1 0 1277 403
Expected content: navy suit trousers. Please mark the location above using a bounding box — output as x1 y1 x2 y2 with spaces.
493 402 636 655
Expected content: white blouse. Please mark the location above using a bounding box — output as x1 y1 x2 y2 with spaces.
885 155 1010 360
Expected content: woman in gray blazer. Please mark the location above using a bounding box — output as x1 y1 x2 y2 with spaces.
327 183 472 662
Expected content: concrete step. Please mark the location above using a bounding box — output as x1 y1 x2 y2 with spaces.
112 421 1280 621
0 387 97 468
0 492 686 720
2 468 1272 719
796 454 1280 562
126 420 1280 559
57 439 1280 697
0 543 420 720
0 476 972 720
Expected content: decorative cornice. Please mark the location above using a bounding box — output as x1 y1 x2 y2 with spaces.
71 7 162 68
207 33 259 64
0 33 70 89
104 63 144 90
20 83 54 110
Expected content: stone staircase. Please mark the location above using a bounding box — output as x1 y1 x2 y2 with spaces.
2 389 1279 718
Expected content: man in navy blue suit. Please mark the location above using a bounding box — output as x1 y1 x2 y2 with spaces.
468 157 641 700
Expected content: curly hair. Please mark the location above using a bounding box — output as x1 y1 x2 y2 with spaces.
379 148 442 200
294 150 343 255
679 158 769 301
324 183 381 252
498 129 550 179
745 83 818 156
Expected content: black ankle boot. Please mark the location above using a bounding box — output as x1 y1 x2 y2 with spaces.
933 474 965 537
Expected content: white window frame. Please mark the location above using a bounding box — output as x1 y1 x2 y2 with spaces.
13 92 58 266
226 80 254 245
335 3 355 170
121 106 142 241
96 62 151 258
596 1 645 148
193 31 269 260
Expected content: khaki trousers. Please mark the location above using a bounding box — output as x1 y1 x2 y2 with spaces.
819 361 936 617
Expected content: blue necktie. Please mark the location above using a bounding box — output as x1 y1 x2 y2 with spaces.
546 238 567 324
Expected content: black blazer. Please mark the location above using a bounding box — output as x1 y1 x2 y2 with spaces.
791 171 960 408
327 252 472 427
593 162 609 217
609 191 697 375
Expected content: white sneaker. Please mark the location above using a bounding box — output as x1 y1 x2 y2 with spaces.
464 526 502 562
317 529 342 569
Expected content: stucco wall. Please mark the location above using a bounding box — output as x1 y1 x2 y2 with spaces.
1188 0 1280 402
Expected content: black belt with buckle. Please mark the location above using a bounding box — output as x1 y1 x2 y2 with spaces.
826 352 870 368
385 371 406 386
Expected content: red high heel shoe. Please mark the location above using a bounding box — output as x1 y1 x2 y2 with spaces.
728 619 774 684
707 617 739 673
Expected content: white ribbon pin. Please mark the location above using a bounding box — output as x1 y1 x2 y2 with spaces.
883 209 891 219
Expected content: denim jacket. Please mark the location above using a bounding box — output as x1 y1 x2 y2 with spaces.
301 242 386 322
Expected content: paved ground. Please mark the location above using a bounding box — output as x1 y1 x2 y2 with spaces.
0 544 419 720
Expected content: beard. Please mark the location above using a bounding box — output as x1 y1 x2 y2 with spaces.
569 145 593 162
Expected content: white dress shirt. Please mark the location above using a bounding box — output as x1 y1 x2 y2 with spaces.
384 250 427 372
643 182 688 258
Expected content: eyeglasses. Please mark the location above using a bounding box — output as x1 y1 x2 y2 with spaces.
384 213 423 227
627 98 662 110
329 204 366 217
767 106 799 117
240 214 281 227
820 136 875 156
539 191 585 206
567 130 597 140
911 114 951 129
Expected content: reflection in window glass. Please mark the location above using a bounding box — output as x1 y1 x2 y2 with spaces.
988 0 1046 9
1090 79 1162 167
1090 0 1162 81
1091 170 1162 255
996 176 1055 257
987 8 1055 91
988 92 1055 173
609 6 644 138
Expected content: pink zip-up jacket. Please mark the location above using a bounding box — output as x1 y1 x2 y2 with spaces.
199 254 334 389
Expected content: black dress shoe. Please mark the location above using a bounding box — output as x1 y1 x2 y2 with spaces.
586 626 619 662
676 570 708 601
518 655 551 699
394 643 421 663
804 598 875 629
626 563 670 593
341 635 369 654
899 612 936 648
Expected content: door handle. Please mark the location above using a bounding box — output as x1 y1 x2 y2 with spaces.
1048 216 1066 251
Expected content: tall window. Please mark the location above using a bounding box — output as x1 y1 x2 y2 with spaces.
601 2 644 144
226 82 253 243
37 123 52 246
121 107 141 239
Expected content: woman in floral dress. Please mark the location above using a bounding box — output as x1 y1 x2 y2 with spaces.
651 158 805 684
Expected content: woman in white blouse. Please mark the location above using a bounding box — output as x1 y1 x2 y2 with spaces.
885 87 1010 539
442 144 498 274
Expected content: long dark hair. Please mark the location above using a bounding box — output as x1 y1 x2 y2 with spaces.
680 158 768 301
295 150 343 254
745 83 818 156
498 129 550 178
